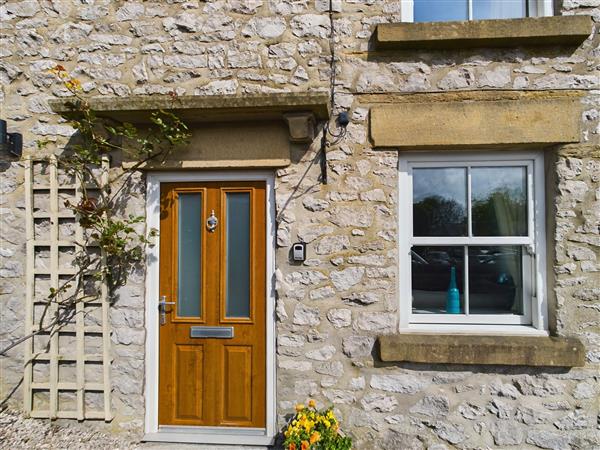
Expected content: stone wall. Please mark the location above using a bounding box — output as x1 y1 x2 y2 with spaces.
0 0 598 448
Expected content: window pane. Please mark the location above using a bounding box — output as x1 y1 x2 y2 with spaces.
412 246 465 314
473 0 526 20
178 193 202 318
226 192 251 318
468 246 524 314
414 0 468 22
413 167 467 237
471 166 527 236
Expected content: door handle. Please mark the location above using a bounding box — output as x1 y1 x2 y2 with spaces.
159 295 175 325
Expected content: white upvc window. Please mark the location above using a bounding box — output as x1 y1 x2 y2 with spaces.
398 151 547 333
400 0 553 23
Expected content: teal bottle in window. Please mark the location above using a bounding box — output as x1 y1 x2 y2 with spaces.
446 266 461 314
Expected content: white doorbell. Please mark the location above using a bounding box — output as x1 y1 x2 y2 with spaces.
292 242 306 262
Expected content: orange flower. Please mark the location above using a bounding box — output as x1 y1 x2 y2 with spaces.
295 403 305 412
53 64 66 72
308 399 316 408
65 78 82 91
288 443 296 450
301 441 309 450
310 431 320 444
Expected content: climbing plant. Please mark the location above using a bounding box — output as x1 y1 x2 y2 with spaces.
0 66 190 359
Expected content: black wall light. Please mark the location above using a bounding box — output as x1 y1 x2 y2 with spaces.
0 119 23 158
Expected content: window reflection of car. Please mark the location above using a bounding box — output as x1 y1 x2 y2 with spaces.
411 249 463 292
470 251 519 312
428 251 451 265
412 248 518 312
476 249 520 265
411 251 428 265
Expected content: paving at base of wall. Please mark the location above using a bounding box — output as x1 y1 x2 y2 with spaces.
0 409 269 450
0 409 136 450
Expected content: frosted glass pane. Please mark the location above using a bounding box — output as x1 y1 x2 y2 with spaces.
178 193 202 318
226 193 250 318
414 0 468 22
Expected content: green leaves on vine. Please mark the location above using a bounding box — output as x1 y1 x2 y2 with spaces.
49 67 190 299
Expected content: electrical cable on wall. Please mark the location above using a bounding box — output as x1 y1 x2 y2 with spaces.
320 0 349 185
275 0 348 211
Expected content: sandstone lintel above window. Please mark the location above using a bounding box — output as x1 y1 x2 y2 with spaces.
370 91 583 149
374 15 593 51
379 334 585 367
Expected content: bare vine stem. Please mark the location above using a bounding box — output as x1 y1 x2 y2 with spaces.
0 67 189 366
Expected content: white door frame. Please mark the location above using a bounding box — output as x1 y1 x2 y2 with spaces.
143 171 277 446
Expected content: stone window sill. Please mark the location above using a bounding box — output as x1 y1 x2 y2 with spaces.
374 15 593 51
378 334 585 367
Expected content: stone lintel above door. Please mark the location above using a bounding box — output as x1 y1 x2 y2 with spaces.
49 93 330 169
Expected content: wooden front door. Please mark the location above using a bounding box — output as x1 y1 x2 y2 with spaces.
158 181 266 428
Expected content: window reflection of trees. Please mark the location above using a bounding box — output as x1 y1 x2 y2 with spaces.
413 188 526 237
412 186 526 314
413 195 466 236
472 187 527 236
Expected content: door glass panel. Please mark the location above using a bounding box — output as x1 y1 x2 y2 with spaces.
471 166 527 236
226 192 251 318
473 0 526 20
413 167 467 237
468 246 524 315
412 246 465 314
414 0 468 22
177 193 202 318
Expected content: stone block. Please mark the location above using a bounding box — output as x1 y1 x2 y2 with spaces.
375 15 593 50
379 334 586 366
371 94 582 149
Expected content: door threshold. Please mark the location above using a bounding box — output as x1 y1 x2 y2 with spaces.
143 426 275 446
142 443 270 450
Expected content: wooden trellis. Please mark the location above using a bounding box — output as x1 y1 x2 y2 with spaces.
24 155 112 421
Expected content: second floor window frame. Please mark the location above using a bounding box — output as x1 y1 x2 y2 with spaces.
400 0 554 23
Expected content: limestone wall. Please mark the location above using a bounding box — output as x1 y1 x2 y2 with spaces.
0 0 598 448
